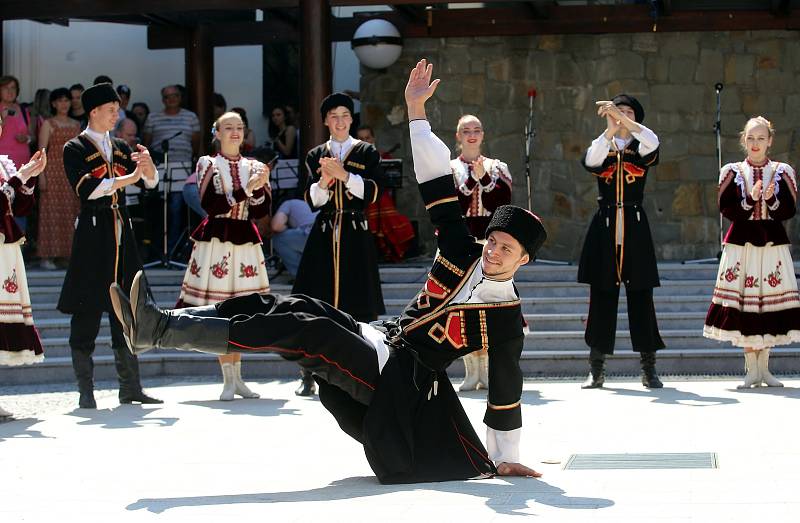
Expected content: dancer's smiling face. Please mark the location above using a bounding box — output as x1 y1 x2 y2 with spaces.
324 107 352 142
743 124 772 164
482 231 529 280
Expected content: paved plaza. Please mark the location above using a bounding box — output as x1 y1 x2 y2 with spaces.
2 376 800 522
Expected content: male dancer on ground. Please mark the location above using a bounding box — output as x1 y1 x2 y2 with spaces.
110 59 546 484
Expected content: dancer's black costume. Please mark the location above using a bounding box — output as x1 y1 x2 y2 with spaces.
111 120 547 484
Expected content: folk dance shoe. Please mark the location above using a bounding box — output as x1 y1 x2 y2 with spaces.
233 362 260 398
109 271 230 356
581 349 606 389
737 351 761 389
640 352 663 389
219 363 236 401
459 352 480 391
757 348 783 387
295 370 317 396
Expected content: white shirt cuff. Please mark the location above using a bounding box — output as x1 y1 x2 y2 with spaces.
143 166 160 189
88 178 115 200
584 132 612 168
631 124 659 157
486 427 521 466
409 119 453 183
344 173 365 199
309 181 331 207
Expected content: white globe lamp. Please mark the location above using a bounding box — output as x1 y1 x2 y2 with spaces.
351 19 403 70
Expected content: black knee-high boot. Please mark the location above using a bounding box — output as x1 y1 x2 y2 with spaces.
71 348 96 408
640 351 663 388
581 348 606 389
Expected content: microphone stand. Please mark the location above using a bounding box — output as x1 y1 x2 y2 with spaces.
524 87 569 266
143 133 187 270
683 83 724 264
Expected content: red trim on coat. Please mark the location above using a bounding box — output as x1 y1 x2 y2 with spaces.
228 340 375 390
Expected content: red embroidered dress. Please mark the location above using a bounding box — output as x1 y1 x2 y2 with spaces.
0 155 43 365
450 156 512 239
177 154 271 307
704 159 800 347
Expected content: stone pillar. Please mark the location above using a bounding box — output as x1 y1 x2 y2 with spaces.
300 0 332 163
186 25 214 156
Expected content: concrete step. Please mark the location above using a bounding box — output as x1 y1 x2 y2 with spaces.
5 348 800 386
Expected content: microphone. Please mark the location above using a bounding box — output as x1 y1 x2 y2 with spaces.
715 83 724 93
165 131 182 141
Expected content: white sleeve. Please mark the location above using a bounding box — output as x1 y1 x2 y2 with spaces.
584 133 612 168
143 165 160 189
344 173 365 199
486 427 521 466
309 181 331 207
631 124 659 157
88 179 115 200
409 119 452 183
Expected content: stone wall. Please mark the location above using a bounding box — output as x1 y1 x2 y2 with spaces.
359 30 800 261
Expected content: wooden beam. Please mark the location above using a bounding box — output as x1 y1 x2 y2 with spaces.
147 4 800 50
185 25 214 156
299 0 331 165
771 0 791 16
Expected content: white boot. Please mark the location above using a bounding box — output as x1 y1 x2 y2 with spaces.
477 352 489 390
219 362 236 401
757 348 783 387
459 353 480 391
737 351 761 389
0 405 12 418
233 361 260 398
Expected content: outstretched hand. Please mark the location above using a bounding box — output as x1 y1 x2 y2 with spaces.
405 59 440 120
497 462 543 478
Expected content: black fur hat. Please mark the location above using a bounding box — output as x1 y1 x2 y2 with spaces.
319 92 354 120
612 93 644 123
485 205 547 258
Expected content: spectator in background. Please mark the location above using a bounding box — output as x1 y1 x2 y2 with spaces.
29 88 52 150
176 84 189 110
270 198 318 279
143 84 201 254
213 93 227 120
130 102 149 140
268 106 297 159
116 84 135 123
68 84 88 129
36 87 81 270
0 76 32 234
231 107 256 154
0 76 32 172
92 75 112 86
356 125 415 263
115 117 149 259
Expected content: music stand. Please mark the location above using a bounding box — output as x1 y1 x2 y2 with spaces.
143 138 187 270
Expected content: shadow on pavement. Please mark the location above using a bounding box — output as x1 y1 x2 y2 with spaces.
68 405 178 429
458 389 560 407
182 399 299 417
0 417 53 442
728 385 800 399
128 474 614 515
602 386 739 406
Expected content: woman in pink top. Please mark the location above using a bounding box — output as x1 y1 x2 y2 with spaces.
0 76 32 168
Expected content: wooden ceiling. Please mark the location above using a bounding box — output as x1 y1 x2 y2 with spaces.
2 0 800 45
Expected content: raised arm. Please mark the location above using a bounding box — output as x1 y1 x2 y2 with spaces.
406 59 477 259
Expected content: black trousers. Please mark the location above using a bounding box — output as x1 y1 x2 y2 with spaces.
70 309 143 392
216 293 380 406
585 285 665 355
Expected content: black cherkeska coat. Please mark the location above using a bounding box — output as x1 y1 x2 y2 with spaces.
577 138 660 290
292 140 385 320
58 134 144 314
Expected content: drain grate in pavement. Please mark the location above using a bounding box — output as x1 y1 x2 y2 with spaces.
564 452 718 470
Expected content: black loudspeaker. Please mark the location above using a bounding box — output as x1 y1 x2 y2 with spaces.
380 159 403 189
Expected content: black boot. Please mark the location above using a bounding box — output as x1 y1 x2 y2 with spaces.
110 272 230 355
295 370 317 396
581 349 606 389
113 347 164 404
640 352 663 388
71 348 96 408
